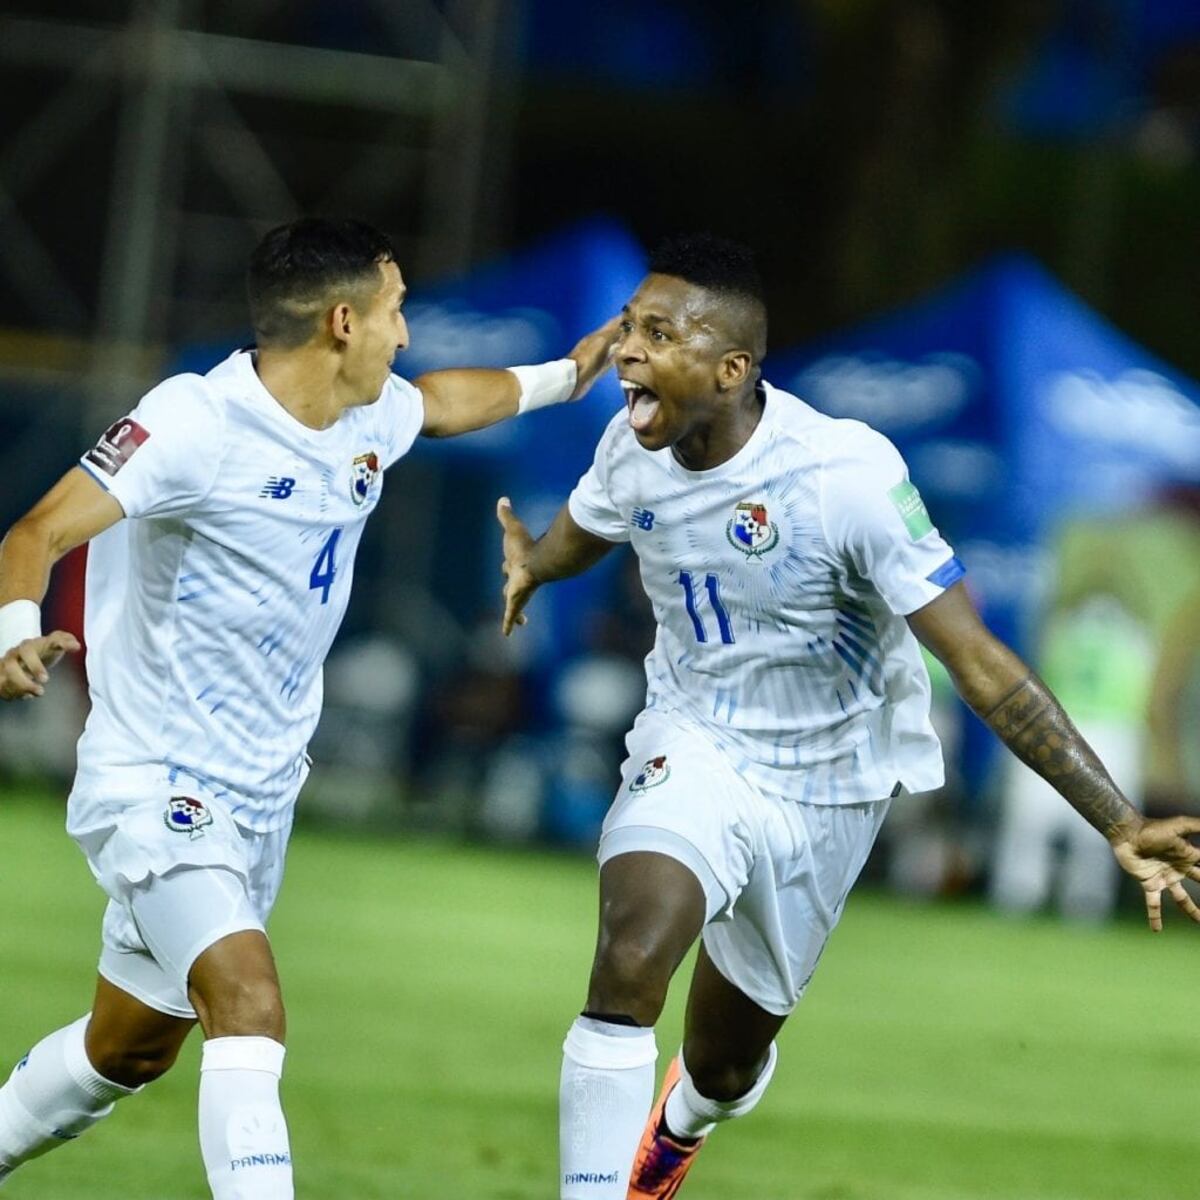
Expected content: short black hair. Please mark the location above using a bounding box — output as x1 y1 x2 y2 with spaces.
648 232 765 306
649 232 767 361
246 217 396 348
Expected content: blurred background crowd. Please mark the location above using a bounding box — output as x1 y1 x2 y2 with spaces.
1 0 1199 922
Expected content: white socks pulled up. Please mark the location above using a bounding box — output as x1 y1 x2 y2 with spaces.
199 1036 293 1200
560 1016 657 1199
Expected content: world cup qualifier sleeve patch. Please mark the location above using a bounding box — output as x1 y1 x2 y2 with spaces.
887 479 934 540
164 796 214 840
630 755 670 791
84 417 151 477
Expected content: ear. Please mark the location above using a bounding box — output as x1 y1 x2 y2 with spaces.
716 350 752 392
329 302 354 347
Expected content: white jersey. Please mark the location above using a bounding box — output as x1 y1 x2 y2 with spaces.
69 349 424 834
568 381 964 805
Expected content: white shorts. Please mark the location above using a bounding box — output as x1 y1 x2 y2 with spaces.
599 710 890 1017
71 794 292 1019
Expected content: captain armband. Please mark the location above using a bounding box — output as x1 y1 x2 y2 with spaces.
508 359 578 414
0 599 42 655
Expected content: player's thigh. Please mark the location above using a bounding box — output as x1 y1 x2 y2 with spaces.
702 796 889 1018
91 797 290 1006
180 821 290 1035
600 710 758 927
591 851 707 996
126 864 266 992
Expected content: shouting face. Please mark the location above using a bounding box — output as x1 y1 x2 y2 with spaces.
616 273 758 456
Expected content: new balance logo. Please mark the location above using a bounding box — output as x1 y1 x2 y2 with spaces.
631 507 655 531
259 477 296 499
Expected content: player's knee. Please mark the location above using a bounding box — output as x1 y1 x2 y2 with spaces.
197 976 286 1041
87 1037 182 1089
588 936 671 1024
685 1042 771 1103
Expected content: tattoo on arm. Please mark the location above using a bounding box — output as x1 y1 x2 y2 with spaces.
982 675 1135 839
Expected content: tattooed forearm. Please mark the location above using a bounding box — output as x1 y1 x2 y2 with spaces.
980 675 1137 839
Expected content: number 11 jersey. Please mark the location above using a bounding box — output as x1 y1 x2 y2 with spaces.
70 349 424 834
568 382 965 806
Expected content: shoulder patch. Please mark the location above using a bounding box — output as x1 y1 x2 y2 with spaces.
84 418 150 477
887 479 934 540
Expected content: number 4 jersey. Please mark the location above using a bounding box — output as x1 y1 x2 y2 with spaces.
568 382 966 806
70 349 424 834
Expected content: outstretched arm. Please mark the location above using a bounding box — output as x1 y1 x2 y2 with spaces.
416 317 620 438
496 498 616 636
909 582 1200 930
0 467 125 699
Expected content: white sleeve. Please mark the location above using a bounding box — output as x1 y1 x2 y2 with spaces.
377 374 426 468
78 376 225 519
567 416 631 544
820 423 964 616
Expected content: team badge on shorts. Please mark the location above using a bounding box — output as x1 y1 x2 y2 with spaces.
630 755 670 792
350 451 381 506
726 501 779 558
164 796 213 839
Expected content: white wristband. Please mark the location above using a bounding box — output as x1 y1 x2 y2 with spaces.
0 599 41 656
509 359 578 414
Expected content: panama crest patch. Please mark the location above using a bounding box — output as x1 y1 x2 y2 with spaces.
630 755 670 792
350 451 381 506
726 500 779 558
164 796 213 839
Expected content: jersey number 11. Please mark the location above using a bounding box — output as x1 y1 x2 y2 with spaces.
678 571 735 645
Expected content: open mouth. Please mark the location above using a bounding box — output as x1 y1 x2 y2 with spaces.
620 379 661 433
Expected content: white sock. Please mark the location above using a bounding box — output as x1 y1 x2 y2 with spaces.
664 1041 779 1140
0 1015 136 1177
559 1016 657 1200
199 1037 293 1200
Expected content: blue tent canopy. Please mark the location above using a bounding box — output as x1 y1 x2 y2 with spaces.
770 254 1200 624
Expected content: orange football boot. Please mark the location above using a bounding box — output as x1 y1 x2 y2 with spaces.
626 1056 706 1198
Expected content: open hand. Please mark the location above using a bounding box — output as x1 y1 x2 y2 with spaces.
566 316 621 401
1110 814 1200 931
497 497 538 636
0 631 81 701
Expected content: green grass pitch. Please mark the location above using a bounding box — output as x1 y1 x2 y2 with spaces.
2 788 1198 1199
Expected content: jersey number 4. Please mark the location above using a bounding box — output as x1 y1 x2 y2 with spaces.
678 571 734 645
309 528 343 605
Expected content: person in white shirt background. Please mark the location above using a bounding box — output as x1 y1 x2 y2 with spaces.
0 216 617 1199
496 232 1200 1200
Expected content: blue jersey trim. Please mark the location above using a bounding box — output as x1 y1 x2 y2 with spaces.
926 556 966 591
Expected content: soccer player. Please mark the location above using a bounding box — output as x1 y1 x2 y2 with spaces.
495 233 1200 1200
0 216 616 1198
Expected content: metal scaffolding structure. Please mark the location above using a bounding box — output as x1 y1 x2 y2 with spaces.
0 0 511 430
